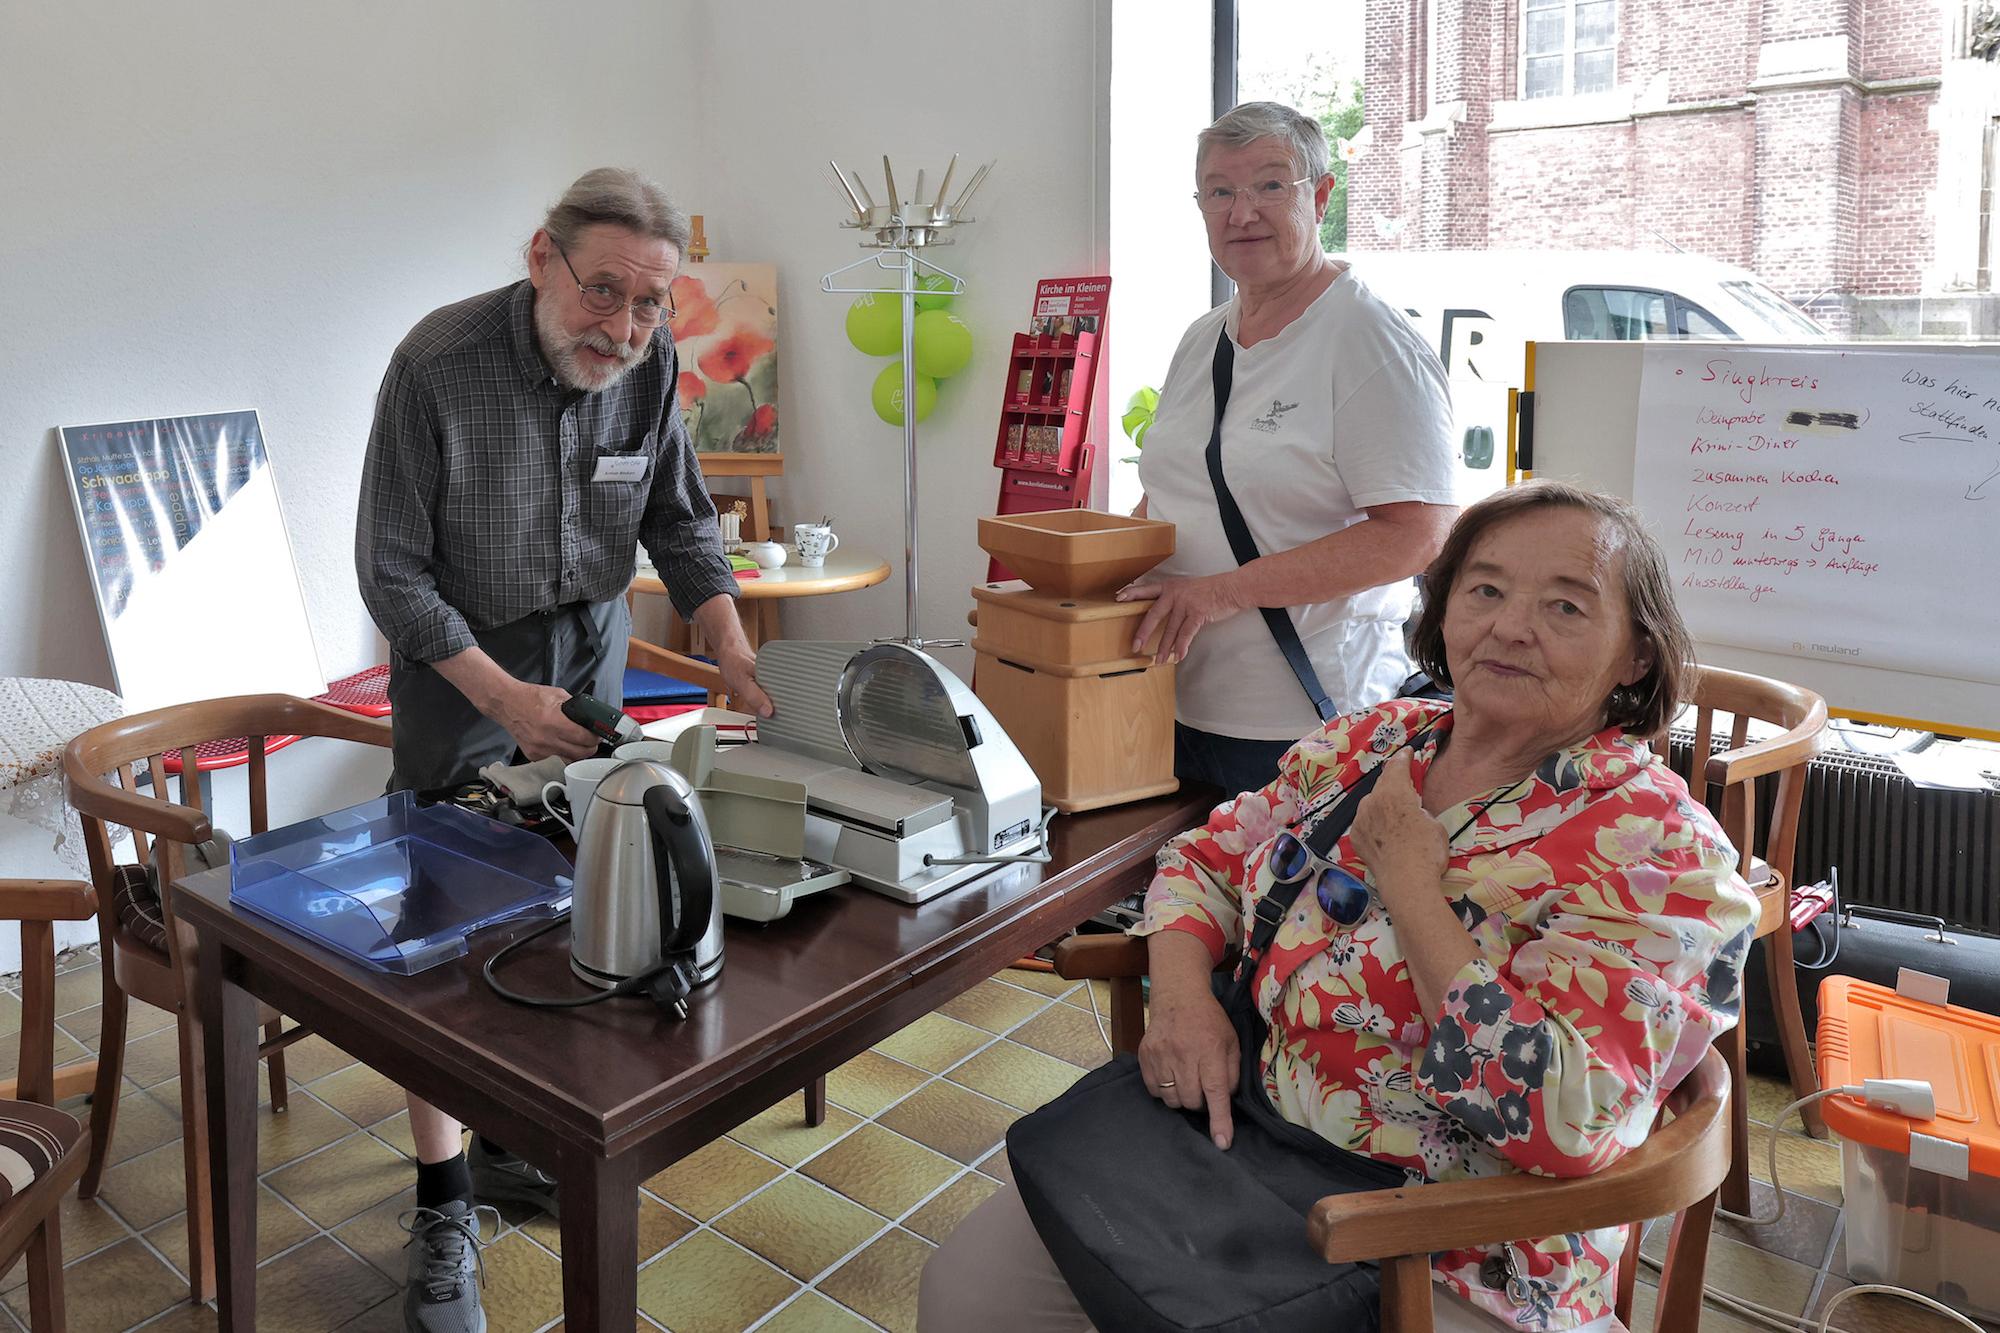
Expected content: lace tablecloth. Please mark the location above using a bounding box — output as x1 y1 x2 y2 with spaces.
0 678 123 878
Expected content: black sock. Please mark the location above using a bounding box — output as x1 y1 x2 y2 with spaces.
416 1152 473 1210
472 1134 512 1160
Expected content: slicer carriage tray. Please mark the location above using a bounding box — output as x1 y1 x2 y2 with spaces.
709 744 955 838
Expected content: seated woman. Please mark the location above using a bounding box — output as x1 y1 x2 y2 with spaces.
920 481 1757 1333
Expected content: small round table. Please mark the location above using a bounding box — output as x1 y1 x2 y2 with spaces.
633 548 891 648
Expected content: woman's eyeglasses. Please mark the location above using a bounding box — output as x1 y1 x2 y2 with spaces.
1192 177 1314 214
1269 830 1374 927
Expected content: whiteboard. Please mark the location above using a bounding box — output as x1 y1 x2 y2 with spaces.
59 411 325 714
1521 342 2000 741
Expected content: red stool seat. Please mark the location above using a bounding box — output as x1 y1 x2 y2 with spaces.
316 665 392 717
159 734 303 774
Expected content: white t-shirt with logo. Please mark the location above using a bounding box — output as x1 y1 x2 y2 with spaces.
1137 269 1457 741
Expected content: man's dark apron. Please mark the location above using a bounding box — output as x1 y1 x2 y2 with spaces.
386 597 630 793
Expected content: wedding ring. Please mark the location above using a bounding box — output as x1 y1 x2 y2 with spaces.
1157 1079 1178 1088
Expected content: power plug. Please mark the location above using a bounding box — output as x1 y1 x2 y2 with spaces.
1859 1078 1936 1120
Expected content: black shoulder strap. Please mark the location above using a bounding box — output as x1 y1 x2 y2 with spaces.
1203 329 1337 723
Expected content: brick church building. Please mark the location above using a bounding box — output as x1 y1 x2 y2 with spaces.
1350 0 2000 336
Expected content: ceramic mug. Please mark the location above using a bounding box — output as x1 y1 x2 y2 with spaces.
612 740 679 765
538 756 623 838
743 540 788 570
794 523 840 567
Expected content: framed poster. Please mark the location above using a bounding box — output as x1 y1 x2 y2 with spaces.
58 410 324 713
668 262 782 457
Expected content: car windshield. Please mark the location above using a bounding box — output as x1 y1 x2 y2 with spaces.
1720 279 1827 339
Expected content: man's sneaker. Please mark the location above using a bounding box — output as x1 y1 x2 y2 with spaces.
399 1200 496 1333
468 1138 560 1219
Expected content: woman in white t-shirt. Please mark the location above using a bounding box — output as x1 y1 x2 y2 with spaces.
1125 101 1460 794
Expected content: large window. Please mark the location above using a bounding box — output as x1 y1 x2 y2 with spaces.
1522 0 1616 99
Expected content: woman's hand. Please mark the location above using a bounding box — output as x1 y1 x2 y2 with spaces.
1138 983 1240 1148
1351 752 1450 890
1117 572 1244 664
1354 751 1481 1017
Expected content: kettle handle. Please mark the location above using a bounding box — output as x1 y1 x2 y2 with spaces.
642 783 716 956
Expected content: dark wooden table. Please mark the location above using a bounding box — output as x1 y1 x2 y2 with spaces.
179 788 1213 1331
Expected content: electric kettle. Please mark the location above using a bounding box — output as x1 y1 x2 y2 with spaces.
569 759 723 1000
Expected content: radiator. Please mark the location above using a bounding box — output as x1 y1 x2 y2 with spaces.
1669 737 2000 936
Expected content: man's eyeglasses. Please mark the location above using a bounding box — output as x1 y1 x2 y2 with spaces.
1193 177 1316 214
555 244 675 327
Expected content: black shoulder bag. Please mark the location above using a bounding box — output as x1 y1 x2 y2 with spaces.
1204 329 1340 724
1007 761 1406 1332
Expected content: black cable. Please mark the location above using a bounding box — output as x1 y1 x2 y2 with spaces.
481 911 683 1011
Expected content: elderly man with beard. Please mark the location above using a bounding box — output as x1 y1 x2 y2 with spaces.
355 168 770 1333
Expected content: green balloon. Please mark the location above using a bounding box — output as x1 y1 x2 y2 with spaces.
1122 385 1160 441
914 273 957 311
871 361 938 425
845 293 902 356
912 310 974 379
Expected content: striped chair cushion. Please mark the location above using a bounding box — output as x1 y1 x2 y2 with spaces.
111 864 170 955
0 1101 82 1202
115 832 234 957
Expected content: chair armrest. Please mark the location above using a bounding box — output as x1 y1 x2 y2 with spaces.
1702 692 1828 787
0 880 97 922
62 759 210 844
628 637 725 694
1053 934 1148 980
1310 1049 1731 1262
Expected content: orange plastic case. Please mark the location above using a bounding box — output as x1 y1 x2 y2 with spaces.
1816 976 2000 1319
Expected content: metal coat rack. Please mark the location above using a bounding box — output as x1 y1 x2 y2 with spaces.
821 155 993 648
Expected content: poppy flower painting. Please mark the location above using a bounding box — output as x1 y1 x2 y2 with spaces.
669 262 780 454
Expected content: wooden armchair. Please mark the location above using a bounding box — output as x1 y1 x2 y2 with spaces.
62 695 393 1300
0 878 103 1330
1053 935 1732 1333
626 636 727 707
1658 665 1828 1211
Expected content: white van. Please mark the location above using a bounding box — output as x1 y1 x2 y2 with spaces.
1336 250 1827 500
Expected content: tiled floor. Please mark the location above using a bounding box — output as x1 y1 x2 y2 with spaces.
2 947 1992 1332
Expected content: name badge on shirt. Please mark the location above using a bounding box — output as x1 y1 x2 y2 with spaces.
593 454 649 483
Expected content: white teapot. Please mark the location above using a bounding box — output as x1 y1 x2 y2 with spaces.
742 540 788 569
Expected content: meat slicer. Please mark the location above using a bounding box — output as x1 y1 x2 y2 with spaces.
695 641 1047 903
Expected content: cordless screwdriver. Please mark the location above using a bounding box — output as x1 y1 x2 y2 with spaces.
560 691 644 752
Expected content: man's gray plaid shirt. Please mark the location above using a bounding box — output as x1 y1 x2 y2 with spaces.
356 281 737 664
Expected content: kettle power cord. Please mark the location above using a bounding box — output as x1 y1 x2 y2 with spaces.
481 912 700 1019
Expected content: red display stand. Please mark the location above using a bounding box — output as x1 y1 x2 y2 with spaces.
988 276 1111 582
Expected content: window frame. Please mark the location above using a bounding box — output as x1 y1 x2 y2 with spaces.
1519 0 1619 101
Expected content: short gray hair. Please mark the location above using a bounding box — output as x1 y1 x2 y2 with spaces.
1196 101 1330 183
536 167 691 260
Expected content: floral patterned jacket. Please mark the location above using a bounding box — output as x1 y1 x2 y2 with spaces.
1134 699 1757 1331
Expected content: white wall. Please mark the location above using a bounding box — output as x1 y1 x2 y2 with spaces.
0 0 704 691
682 0 1112 680
1107 0 1218 516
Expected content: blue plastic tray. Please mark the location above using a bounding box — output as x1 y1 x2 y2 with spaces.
228 791 572 975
